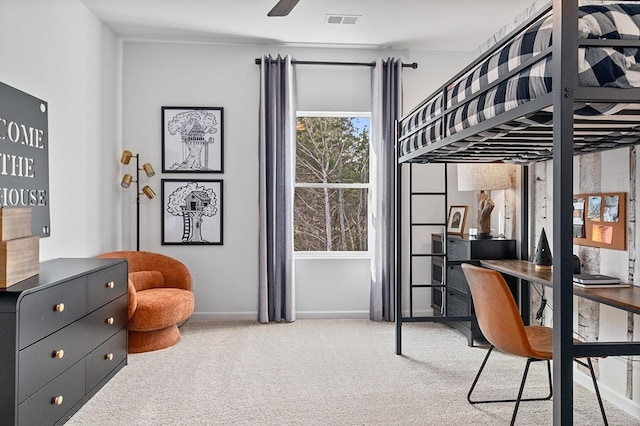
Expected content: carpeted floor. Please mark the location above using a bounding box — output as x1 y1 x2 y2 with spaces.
66 320 639 425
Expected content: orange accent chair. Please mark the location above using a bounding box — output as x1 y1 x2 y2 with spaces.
460 263 607 426
97 251 195 353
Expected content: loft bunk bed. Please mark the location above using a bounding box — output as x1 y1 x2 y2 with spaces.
394 1 640 424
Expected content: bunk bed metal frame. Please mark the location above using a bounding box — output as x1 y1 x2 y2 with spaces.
395 1 640 424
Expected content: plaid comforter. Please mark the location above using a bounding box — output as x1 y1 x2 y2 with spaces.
400 4 640 158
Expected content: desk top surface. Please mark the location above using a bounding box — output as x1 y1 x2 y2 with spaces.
480 259 640 315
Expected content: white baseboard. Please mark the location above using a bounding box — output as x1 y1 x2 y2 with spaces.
574 366 640 419
190 309 436 322
190 310 372 321
296 310 370 319
190 312 257 321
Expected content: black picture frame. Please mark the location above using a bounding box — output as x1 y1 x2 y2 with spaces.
162 106 224 173
161 179 223 245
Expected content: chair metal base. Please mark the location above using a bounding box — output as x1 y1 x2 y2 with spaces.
468 346 608 426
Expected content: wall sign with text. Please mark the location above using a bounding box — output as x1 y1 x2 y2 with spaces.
0 81 50 237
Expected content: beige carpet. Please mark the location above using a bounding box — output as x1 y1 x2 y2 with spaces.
66 320 639 425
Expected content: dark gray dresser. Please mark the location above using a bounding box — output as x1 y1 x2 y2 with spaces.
0 258 128 426
432 234 518 346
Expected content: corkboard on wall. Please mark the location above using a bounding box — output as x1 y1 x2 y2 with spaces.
572 192 626 251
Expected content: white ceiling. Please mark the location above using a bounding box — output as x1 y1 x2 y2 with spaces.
81 0 537 52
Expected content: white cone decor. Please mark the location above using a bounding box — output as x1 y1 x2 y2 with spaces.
534 227 553 271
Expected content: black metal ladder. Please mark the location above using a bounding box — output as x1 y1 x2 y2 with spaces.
396 163 472 354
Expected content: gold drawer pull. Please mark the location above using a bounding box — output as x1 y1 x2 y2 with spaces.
52 395 64 405
52 349 64 359
54 303 65 313
106 281 115 289
105 353 114 361
106 317 115 325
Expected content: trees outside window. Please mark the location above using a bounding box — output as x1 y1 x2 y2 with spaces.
294 114 370 252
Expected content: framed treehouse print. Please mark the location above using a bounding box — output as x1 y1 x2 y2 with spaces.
161 179 223 245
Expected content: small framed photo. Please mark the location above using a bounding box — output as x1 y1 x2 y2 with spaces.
162 106 223 173
447 205 467 235
161 179 223 245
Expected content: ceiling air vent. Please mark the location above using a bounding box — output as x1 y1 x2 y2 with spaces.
325 14 360 25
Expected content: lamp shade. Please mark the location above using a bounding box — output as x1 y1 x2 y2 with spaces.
141 185 155 199
457 163 514 191
121 174 133 188
120 150 133 165
142 163 155 177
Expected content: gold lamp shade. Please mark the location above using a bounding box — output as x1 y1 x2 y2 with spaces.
141 185 155 199
142 163 155 177
120 150 133 165
121 174 133 188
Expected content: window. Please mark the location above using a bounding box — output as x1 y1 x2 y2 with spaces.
294 113 370 252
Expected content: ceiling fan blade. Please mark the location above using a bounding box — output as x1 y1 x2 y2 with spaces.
267 0 300 17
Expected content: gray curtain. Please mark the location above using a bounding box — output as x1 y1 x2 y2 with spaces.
258 55 297 323
370 58 402 321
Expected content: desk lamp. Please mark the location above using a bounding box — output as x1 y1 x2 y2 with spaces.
457 163 514 239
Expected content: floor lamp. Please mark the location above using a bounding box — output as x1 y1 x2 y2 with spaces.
457 163 514 239
120 150 155 251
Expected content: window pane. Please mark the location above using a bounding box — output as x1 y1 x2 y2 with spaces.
296 116 369 184
294 187 368 251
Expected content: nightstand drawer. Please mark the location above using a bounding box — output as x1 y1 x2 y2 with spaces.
18 360 85 426
447 238 469 261
87 262 128 312
447 236 517 261
19 278 88 350
447 265 469 295
447 290 469 317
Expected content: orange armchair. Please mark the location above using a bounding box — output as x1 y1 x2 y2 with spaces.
97 251 195 353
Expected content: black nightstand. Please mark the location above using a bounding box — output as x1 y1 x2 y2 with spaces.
431 234 518 346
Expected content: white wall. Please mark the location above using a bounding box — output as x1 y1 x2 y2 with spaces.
121 42 472 319
0 0 121 259
295 257 371 318
122 42 260 318
0 0 473 319
401 50 470 113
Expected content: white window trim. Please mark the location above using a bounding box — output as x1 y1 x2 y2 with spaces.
294 111 373 258
295 251 372 260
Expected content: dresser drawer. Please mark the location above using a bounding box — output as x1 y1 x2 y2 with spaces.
84 294 128 349
18 360 85 426
87 262 128 312
86 328 127 391
447 265 469 295
18 318 90 403
19 278 88 350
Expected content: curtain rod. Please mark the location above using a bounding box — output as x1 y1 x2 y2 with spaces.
254 58 418 69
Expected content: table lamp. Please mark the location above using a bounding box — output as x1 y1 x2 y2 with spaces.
457 163 514 239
